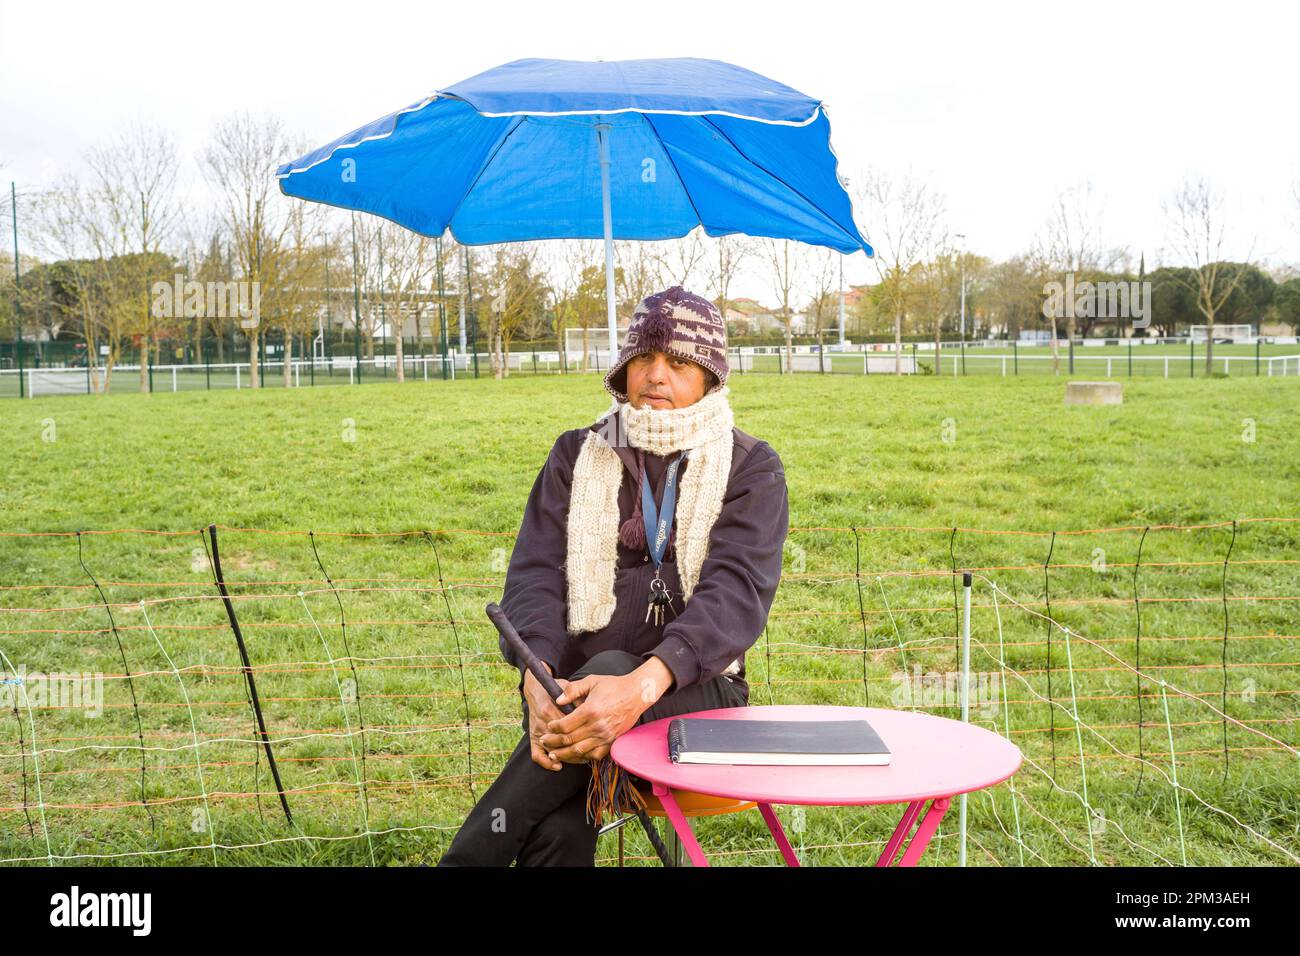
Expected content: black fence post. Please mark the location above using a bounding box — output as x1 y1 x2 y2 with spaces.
207 524 293 825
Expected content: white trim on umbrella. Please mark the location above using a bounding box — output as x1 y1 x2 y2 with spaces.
275 94 440 179
465 104 822 127
276 99 823 180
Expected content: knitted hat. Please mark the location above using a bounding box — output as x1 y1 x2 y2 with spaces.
603 285 729 403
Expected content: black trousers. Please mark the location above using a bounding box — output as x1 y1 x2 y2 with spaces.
438 649 746 866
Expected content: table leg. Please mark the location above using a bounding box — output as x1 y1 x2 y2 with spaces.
757 803 801 866
651 782 710 867
897 797 951 866
875 800 924 867
876 797 952 867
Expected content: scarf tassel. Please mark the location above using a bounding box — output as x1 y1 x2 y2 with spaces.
585 756 649 827
618 511 646 550
618 513 678 560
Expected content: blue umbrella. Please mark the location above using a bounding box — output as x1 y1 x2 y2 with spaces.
277 57 872 355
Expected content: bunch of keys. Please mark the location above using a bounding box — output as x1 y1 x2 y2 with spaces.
645 569 674 626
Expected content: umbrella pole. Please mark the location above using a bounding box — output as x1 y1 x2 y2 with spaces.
596 123 618 361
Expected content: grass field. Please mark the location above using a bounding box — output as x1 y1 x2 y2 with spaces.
1 372 1297 866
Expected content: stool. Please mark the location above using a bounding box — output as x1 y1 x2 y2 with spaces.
601 786 756 866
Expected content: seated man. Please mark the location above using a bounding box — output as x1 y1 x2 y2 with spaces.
438 285 789 866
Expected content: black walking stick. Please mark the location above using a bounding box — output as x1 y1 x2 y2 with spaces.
484 602 674 866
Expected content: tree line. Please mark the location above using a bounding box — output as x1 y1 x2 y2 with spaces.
3 120 1298 388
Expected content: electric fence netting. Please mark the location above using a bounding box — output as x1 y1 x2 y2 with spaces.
0 519 1296 866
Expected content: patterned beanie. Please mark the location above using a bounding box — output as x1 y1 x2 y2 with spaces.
603 285 729 403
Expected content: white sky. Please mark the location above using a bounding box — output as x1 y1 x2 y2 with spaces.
2 0 1297 305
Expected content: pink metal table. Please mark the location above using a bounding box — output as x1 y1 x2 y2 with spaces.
610 704 1022 867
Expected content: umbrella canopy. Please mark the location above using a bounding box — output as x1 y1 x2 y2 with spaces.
277 57 872 352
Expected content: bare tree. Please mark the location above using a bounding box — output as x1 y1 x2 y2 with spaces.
1038 181 1116 371
348 212 387 360
33 184 116 391
30 126 179 393
762 238 806 371
274 195 328 385
913 239 958 374
1291 181 1300 238
855 167 945 374
552 240 602 370
706 235 753 320
375 220 436 383
430 235 464 363
653 230 707 290
203 113 323 388
481 242 548 378
544 244 577 370
804 247 839 342
84 123 180 391
1042 182 1106 272
981 253 1050 344
1163 175 1256 374
613 240 662 315
177 211 228 363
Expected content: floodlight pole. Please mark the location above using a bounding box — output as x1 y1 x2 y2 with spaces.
838 256 846 347
11 182 23 398
351 212 362 382
956 233 967 341
960 263 967 339
838 173 851 350
596 123 618 361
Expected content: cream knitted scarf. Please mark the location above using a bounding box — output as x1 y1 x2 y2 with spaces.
566 385 734 635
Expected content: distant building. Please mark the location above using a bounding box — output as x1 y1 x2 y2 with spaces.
724 297 780 335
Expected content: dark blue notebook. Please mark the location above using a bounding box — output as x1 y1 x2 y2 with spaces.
667 718 891 766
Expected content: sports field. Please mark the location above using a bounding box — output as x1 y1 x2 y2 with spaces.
1 373 1297 865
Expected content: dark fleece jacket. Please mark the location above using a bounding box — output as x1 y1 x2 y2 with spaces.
497 409 789 703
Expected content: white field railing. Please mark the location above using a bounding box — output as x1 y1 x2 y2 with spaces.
4 347 1300 397
0 352 616 397
928 352 1300 378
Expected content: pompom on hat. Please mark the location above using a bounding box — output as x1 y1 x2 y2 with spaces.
603 286 729 403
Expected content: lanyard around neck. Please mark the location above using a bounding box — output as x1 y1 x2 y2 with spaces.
641 449 689 569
